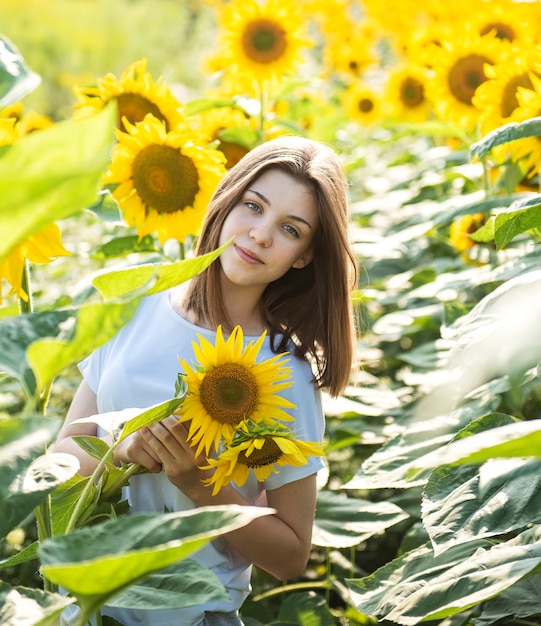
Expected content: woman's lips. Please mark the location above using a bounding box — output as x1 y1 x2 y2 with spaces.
234 244 263 264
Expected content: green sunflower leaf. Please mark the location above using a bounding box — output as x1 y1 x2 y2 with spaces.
39 505 273 608
493 204 541 250
347 527 541 624
277 591 336 625
0 35 41 106
26 297 142 394
470 116 541 161
0 102 116 261
92 241 231 300
71 398 185 443
410 417 541 476
313 491 409 548
0 414 78 539
0 581 74 626
0 540 39 570
106 560 229 610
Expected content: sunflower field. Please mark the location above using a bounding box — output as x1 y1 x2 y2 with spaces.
3 0 541 624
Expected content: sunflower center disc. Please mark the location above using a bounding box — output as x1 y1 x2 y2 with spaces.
401 78 425 108
239 439 282 468
117 92 168 131
243 19 287 63
501 74 532 118
449 55 491 105
358 97 374 113
132 144 200 214
200 363 259 425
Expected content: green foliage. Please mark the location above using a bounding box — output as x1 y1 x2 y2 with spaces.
0 35 40 106
0 0 215 118
0 415 78 538
0 101 116 259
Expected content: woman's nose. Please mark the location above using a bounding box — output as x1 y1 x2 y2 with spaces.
249 225 272 247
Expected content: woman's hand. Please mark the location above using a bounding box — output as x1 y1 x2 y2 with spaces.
138 415 213 497
113 429 164 474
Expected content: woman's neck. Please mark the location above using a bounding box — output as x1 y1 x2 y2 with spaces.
220 277 266 334
169 281 266 335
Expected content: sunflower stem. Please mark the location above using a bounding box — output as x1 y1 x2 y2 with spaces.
35 495 58 594
100 462 143 500
18 259 33 314
258 80 268 139
325 546 332 604
64 445 115 534
481 159 492 198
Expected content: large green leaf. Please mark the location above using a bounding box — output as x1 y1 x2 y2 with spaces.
313 491 409 548
341 402 486 490
347 526 541 624
277 591 336 626
0 309 71 397
474 573 541 626
0 415 78 538
422 414 541 554
470 116 541 161
415 269 541 418
411 417 541 474
91 241 231 300
71 397 185 442
470 194 541 248
0 540 39 570
0 35 41 106
49 474 98 537
107 560 228 609
0 581 74 626
39 505 272 604
0 103 116 261
25 297 142 394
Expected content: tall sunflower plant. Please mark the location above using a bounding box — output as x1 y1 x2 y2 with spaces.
0 40 272 626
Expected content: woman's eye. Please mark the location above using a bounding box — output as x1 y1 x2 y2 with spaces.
245 201 261 213
283 224 300 238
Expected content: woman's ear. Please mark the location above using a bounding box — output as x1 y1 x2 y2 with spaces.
292 248 314 269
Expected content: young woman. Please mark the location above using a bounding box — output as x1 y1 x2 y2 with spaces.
54 135 358 626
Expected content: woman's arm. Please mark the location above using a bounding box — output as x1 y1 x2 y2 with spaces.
52 379 163 476
138 415 318 580
51 380 100 476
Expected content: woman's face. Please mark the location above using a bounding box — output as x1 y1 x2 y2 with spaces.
218 168 319 291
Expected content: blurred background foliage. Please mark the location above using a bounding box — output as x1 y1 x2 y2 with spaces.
0 0 215 119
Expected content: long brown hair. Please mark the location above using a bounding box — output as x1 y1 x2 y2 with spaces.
184 136 357 397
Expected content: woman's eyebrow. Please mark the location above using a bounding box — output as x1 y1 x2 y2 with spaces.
247 188 313 229
247 188 270 206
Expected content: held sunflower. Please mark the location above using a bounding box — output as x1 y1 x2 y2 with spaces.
103 114 226 244
177 326 296 456
217 0 312 86
72 59 183 133
202 420 325 495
